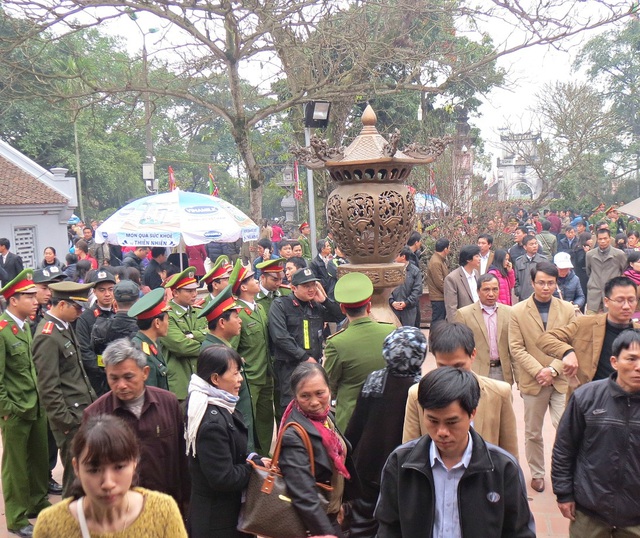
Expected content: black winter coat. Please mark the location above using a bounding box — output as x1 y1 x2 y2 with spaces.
375 429 536 538
188 404 253 538
279 408 349 537
552 375 640 527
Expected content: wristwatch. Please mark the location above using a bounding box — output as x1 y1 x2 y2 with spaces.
548 366 558 377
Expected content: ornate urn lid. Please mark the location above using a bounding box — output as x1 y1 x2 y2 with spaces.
292 105 450 183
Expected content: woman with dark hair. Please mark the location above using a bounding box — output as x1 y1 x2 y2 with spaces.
186 344 269 538
74 260 92 283
41 246 65 270
279 362 352 538
487 248 515 305
344 327 427 538
33 415 187 537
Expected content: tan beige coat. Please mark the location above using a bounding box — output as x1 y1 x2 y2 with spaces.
402 374 519 459
536 313 640 386
454 302 515 385
509 296 575 395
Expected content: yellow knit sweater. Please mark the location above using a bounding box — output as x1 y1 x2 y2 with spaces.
33 488 187 538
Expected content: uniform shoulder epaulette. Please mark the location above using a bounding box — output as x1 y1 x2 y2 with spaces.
41 321 55 335
0 320 8 331
279 284 291 290
326 328 345 340
379 321 395 325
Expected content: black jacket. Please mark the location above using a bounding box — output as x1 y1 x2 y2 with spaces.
0 251 23 284
269 294 343 365
121 251 143 270
279 408 349 537
188 404 252 538
75 306 115 396
375 429 535 538
552 374 640 527
310 255 335 298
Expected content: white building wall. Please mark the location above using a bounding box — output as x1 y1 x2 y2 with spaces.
0 211 70 269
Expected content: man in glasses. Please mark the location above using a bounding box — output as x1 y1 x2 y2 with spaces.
509 261 575 493
538 276 640 388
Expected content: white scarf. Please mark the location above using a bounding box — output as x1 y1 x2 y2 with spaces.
185 374 239 457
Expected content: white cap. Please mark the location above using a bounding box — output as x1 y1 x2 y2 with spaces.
554 252 573 269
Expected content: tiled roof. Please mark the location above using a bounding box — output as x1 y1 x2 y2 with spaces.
0 154 68 205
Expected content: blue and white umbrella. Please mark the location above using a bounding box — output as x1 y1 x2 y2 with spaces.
414 193 448 213
95 189 259 247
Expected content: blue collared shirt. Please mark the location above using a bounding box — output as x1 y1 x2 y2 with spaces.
430 432 473 538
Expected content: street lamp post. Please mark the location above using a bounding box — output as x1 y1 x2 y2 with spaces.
128 12 159 193
303 101 331 257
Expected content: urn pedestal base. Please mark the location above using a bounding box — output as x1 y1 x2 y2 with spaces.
337 262 405 326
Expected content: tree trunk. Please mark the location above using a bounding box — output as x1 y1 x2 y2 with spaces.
233 124 264 223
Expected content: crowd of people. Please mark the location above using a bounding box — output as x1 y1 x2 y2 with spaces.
0 202 639 537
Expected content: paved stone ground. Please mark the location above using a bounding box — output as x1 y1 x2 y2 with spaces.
0 346 569 537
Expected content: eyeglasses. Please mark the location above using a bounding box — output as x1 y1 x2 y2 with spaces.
607 298 638 306
533 281 556 288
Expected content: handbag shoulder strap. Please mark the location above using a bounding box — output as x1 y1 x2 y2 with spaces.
271 421 316 476
76 497 92 538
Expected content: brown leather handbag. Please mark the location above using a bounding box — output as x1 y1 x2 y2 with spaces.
237 421 333 538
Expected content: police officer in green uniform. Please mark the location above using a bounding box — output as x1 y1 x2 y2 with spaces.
0 270 50 537
75 269 117 396
32 280 97 498
30 267 66 496
129 287 171 390
228 259 274 453
198 255 232 308
255 257 290 316
160 266 208 402
298 222 312 262
255 257 290 425
198 284 257 452
323 272 395 431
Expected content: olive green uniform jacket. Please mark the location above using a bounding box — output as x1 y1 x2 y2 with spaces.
201 333 257 452
229 300 271 385
256 285 291 317
132 331 169 391
323 317 396 431
0 312 50 529
32 312 96 437
160 301 208 400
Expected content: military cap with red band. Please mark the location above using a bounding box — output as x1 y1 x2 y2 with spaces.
0 269 37 299
228 259 255 295
255 257 286 274
333 271 373 308
201 255 232 285
128 287 171 320
165 266 199 290
197 285 241 322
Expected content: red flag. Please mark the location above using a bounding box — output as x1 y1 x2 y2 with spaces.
208 165 219 197
294 161 303 200
429 168 437 196
168 166 177 191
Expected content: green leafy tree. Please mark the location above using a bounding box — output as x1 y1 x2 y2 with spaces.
0 0 630 223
